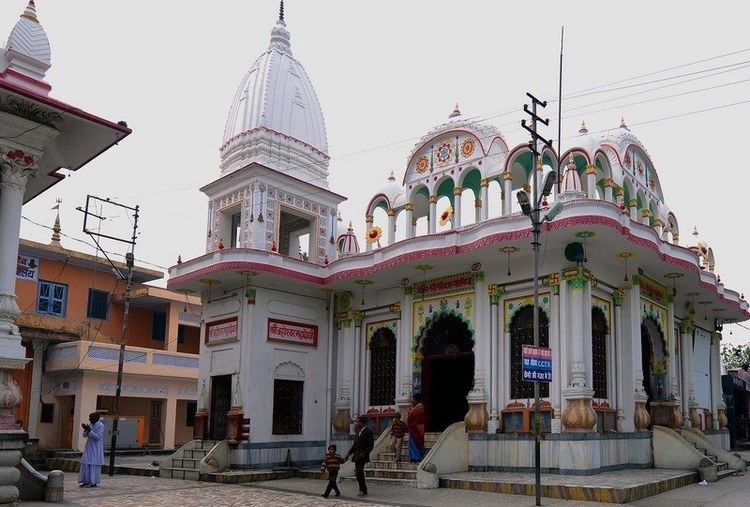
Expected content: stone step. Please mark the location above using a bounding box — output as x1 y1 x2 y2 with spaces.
183 449 209 459
342 475 416 486
168 458 200 470
196 440 219 450
161 467 199 481
377 451 429 462
365 469 417 480
366 460 418 471
716 462 729 472
717 468 738 480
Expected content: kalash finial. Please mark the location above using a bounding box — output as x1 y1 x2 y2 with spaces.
692 225 699 236
50 198 62 246
21 0 38 23
620 116 629 130
388 170 396 181
579 120 588 134
449 103 461 118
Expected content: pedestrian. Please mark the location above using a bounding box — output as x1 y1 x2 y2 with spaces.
78 412 105 487
407 393 425 462
344 415 374 497
320 444 344 498
387 412 407 462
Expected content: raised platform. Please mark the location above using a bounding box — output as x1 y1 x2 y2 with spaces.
440 468 698 504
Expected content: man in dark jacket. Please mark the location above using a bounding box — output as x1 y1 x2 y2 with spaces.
344 415 374 496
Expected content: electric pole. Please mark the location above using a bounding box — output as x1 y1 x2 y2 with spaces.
78 195 139 476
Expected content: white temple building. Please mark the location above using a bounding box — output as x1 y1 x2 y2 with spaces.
168 3 749 479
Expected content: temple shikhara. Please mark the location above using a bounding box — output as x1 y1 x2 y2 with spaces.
168 3 749 480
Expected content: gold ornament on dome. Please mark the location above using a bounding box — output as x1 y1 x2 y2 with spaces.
416 155 429 173
438 206 454 226
365 225 382 244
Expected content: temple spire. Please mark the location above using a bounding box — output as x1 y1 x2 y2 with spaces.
21 0 38 23
50 199 61 246
279 0 284 22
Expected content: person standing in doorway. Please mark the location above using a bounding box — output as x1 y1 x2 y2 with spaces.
387 412 407 462
78 412 105 487
407 394 425 462
320 444 344 498
344 415 374 497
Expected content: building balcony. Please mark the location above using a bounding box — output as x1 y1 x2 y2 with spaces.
45 341 199 379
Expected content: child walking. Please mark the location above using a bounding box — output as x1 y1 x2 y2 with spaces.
321 444 345 498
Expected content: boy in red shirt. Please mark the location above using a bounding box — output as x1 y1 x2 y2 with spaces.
320 444 344 498
387 412 408 462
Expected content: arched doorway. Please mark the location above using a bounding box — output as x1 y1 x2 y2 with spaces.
641 317 667 412
510 305 549 399
592 307 608 399
419 313 474 432
369 327 397 406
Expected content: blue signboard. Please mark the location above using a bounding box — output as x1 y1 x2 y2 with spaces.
522 345 552 382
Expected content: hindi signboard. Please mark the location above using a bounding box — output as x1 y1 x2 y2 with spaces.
16 254 39 280
205 317 239 345
267 318 318 348
522 345 552 383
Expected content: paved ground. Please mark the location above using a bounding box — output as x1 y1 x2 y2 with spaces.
21 469 750 506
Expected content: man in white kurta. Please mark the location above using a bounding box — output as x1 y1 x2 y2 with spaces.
78 412 105 487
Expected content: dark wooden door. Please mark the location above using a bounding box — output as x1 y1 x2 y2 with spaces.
210 375 232 440
149 400 162 444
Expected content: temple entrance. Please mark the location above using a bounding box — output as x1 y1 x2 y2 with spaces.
210 375 232 440
641 317 667 412
419 314 474 432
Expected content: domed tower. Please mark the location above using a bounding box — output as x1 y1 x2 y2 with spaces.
201 2 344 264
0 1 52 95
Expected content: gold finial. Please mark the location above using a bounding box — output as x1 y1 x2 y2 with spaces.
449 103 461 118
579 120 588 134
21 1 38 23
388 170 396 181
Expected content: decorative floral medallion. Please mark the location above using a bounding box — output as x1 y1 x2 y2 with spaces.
365 225 382 244
436 140 453 165
460 138 475 158
3 149 35 168
623 151 632 168
438 206 453 226
636 160 644 176
416 155 429 173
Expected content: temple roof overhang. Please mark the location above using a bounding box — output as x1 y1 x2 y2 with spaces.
168 200 748 323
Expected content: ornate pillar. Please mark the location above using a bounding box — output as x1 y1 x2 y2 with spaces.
428 196 437 234
488 284 503 432
585 164 597 199
466 273 488 432
194 378 209 439
365 214 374 252
679 319 697 426
386 208 396 245
404 203 414 239
502 171 512 215
615 187 624 210
480 178 489 221
396 290 413 420
603 178 614 202
613 289 627 430
550 281 562 433
561 269 596 431
629 276 650 430
653 218 664 238
640 209 651 226
27 340 47 439
475 196 482 223
666 298 682 427
333 297 355 435
452 187 462 229
709 332 721 430
353 311 365 416
629 199 638 222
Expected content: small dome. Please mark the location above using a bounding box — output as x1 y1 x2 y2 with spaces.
570 120 599 159
337 221 360 258
4 1 51 83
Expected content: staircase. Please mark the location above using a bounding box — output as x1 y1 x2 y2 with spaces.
361 432 440 486
159 440 218 481
689 441 737 480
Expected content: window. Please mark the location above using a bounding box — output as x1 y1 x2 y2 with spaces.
510 305 549 399
278 207 315 262
186 401 197 427
592 308 608 399
40 403 54 423
36 281 67 317
178 325 186 344
272 379 303 435
230 211 241 248
87 289 110 320
152 312 166 341
369 327 396 406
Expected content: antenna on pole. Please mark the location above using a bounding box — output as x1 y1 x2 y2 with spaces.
557 26 564 192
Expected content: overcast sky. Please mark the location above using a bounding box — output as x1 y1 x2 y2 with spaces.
9 1 750 344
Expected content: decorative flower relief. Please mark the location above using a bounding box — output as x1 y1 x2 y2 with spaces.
636 160 644 176
438 206 454 226
416 155 429 173
623 151 632 168
3 149 35 168
649 177 656 190
365 225 383 244
436 140 453 165
461 138 475 158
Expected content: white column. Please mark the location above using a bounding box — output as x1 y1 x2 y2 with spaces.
667 300 679 400
397 293 413 406
480 180 489 221
640 209 651 226
568 278 588 388
583 282 593 390
353 321 363 416
27 340 47 439
452 190 462 229
428 196 437 234
365 216 373 252
404 205 414 239
475 197 482 223
710 333 721 429
613 293 626 429
387 209 396 245
680 322 695 426
473 277 489 400
586 165 597 199
604 179 614 202
489 295 500 432
559 277 569 392
502 172 512 215
629 200 638 222
550 287 562 432
163 395 177 449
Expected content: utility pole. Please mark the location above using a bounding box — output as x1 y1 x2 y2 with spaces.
78 195 139 476
521 93 554 507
